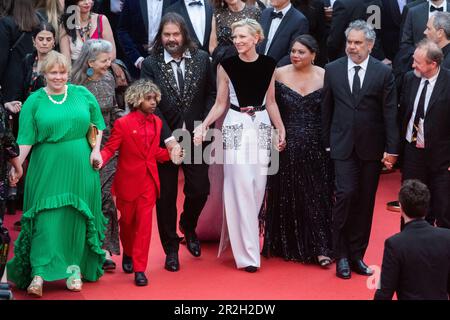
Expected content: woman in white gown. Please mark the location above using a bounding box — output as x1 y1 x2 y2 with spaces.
194 19 286 272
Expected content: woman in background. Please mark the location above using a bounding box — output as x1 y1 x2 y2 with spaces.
72 39 124 271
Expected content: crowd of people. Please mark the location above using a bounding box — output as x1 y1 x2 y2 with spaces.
0 0 449 300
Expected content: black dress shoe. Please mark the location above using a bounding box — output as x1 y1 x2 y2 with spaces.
134 272 148 286
164 252 180 272
179 224 201 257
336 258 351 279
244 266 258 273
350 259 374 276
103 259 116 271
122 254 133 273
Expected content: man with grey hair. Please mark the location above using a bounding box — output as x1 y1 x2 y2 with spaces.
424 11 450 68
322 20 400 279
399 38 450 230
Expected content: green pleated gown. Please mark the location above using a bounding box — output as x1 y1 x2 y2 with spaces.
7 84 107 289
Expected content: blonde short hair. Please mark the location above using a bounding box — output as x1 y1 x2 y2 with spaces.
125 79 162 109
40 50 71 74
231 18 265 43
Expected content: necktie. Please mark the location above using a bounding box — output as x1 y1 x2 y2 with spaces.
188 0 203 6
270 11 283 19
430 6 444 12
173 59 184 95
412 80 429 142
352 66 361 99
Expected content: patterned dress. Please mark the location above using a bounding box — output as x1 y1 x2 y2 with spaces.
7 84 106 289
84 71 122 256
260 82 333 263
0 106 19 215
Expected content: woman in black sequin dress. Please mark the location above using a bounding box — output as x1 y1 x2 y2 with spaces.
260 35 333 267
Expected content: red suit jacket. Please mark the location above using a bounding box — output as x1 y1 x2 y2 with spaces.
101 111 170 202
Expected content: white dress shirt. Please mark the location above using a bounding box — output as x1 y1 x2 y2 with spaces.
163 49 192 143
347 56 370 93
265 3 292 54
429 0 447 18
111 0 123 13
185 0 206 46
397 0 406 14
406 69 440 147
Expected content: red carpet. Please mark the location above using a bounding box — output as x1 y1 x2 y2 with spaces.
4 171 401 300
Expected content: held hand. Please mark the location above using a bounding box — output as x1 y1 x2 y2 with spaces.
382 152 397 170
193 123 207 146
382 58 392 66
4 101 22 114
9 165 22 185
324 6 333 21
276 128 286 152
170 143 185 165
90 150 103 170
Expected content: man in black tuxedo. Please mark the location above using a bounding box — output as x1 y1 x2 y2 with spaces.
163 0 213 53
326 0 385 62
374 179 450 300
258 0 309 66
141 12 216 272
424 11 450 68
322 20 400 279
399 39 450 229
117 0 177 78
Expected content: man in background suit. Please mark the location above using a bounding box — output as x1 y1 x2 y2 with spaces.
327 0 385 62
117 0 176 78
424 11 450 68
374 179 450 300
399 39 450 229
258 0 309 66
141 12 216 272
163 0 213 53
322 20 400 280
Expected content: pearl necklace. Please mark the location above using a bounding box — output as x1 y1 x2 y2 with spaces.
45 85 68 105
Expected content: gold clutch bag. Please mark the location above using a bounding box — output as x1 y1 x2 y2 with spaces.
87 123 99 149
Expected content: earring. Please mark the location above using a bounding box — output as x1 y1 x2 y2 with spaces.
311 59 315 65
86 67 94 77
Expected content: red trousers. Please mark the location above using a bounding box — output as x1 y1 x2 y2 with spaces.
116 180 157 272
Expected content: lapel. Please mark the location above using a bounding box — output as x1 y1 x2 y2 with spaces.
406 75 421 119
126 112 147 158
179 1 201 44
203 1 213 47
425 69 446 117
355 57 377 106
183 54 194 102
260 10 271 52
139 0 149 34
339 58 353 103
267 7 293 53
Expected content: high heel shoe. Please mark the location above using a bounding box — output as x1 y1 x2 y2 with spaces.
317 256 332 269
66 265 83 292
27 276 43 298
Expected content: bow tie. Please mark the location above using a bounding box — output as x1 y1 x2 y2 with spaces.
188 0 203 6
430 6 444 12
270 11 283 19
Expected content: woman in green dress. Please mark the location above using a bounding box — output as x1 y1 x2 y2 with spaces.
7 50 106 297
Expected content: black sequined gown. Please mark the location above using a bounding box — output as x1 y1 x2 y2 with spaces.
260 81 333 263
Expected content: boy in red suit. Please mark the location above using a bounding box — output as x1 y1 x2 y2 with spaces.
101 79 183 286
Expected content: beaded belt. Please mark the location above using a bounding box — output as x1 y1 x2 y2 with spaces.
230 104 266 116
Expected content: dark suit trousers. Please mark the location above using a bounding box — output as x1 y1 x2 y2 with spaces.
402 142 450 229
333 151 382 260
156 158 210 254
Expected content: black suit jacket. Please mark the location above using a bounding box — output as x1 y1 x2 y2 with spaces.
257 6 309 66
399 69 450 169
140 48 216 141
443 44 450 70
327 0 384 62
163 0 213 53
322 56 400 160
117 0 176 77
380 0 403 61
374 219 450 300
